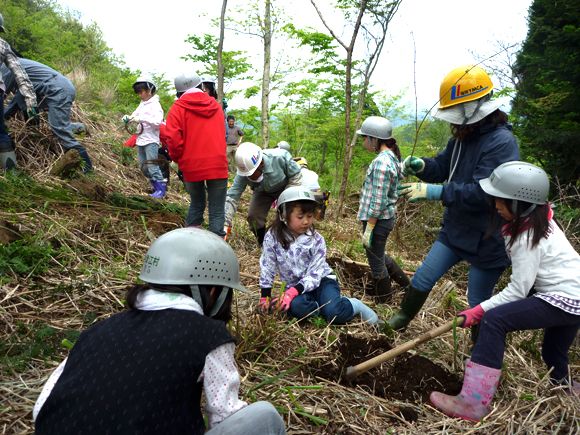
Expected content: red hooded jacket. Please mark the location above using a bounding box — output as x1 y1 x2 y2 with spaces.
164 90 227 182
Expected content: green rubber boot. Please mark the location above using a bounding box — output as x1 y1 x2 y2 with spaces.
386 285 429 331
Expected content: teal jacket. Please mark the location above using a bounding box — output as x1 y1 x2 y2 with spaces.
225 148 302 222
227 148 301 201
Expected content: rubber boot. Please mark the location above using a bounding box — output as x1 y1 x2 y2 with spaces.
386 260 410 288
386 285 429 331
348 297 379 325
373 277 394 303
77 149 94 174
150 180 167 199
430 359 501 421
0 142 16 171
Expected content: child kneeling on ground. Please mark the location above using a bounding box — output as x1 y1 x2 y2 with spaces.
259 186 379 325
34 228 286 435
430 161 580 422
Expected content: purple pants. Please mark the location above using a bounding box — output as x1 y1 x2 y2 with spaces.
472 296 579 381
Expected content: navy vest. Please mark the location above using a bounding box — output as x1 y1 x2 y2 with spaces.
35 309 233 435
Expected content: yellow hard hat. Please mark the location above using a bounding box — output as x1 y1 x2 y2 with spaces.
293 157 308 168
438 65 493 109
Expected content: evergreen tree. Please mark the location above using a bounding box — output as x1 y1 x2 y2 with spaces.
512 0 580 185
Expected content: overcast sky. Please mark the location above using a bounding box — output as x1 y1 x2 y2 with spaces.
56 0 532 112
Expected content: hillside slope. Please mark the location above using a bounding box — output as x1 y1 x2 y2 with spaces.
1 112 578 434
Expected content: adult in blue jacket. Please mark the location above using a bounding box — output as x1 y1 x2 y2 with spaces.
387 65 519 338
1 58 93 172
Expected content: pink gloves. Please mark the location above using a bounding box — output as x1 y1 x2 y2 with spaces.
459 304 485 328
279 287 299 311
258 297 271 312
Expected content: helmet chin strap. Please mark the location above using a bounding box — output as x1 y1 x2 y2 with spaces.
511 200 537 217
209 288 229 318
279 203 287 224
460 92 492 126
189 285 204 308
189 284 230 318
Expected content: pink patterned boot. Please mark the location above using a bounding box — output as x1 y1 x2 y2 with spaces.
430 359 501 421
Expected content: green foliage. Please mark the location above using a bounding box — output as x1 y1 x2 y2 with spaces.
182 33 252 87
0 322 79 373
0 170 74 212
0 0 167 116
283 24 342 76
0 236 56 276
512 0 580 185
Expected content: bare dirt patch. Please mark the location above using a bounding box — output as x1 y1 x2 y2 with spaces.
315 334 462 419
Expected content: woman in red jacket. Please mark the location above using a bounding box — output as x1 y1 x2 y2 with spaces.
164 72 228 237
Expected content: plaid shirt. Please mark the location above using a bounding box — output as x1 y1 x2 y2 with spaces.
0 39 37 109
357 150 402 221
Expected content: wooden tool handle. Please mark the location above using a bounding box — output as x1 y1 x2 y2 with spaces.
344 317 463 380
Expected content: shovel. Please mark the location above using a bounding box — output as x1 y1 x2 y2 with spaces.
344 316 464 380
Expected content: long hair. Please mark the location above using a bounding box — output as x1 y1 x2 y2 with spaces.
487 199 551 250
270 200 319 250
374 137 402 161
451 109 508 141
202 82 218 100
125 283 233 323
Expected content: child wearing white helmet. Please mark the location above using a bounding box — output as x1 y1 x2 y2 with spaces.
33 228 286 435
121 76 166 198
430 162 580 421
259 186 380 326
356 116 410 303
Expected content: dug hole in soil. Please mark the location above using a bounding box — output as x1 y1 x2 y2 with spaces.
315 334 462 421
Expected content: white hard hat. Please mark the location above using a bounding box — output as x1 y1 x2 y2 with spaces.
174 72 202 93
479 161 549 205
201 76 217 84
133 75 157 92
235 142 263 177
356 116 393 140
277 186 318 223
139 227 247 291
277 141 290 151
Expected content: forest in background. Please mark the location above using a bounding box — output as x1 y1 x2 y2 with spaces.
4 0 577 196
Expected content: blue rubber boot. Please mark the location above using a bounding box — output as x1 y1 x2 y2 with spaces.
150 180 167 199
348 298 379 325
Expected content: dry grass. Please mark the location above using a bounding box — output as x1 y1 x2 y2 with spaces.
1 108 579 434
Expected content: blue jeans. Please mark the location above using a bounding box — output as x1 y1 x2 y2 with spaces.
40 76 93 171
206 401 286 435
362 218 398 279
137 143 164 181
289 277 354 324
472 297 580 381
412 240 505 307
184 178 228 237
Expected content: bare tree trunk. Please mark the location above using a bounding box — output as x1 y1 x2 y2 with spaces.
260 0 272 148
217 0 228 104
335 0 367 218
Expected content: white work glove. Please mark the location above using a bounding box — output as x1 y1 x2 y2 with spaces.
361 222 375 248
